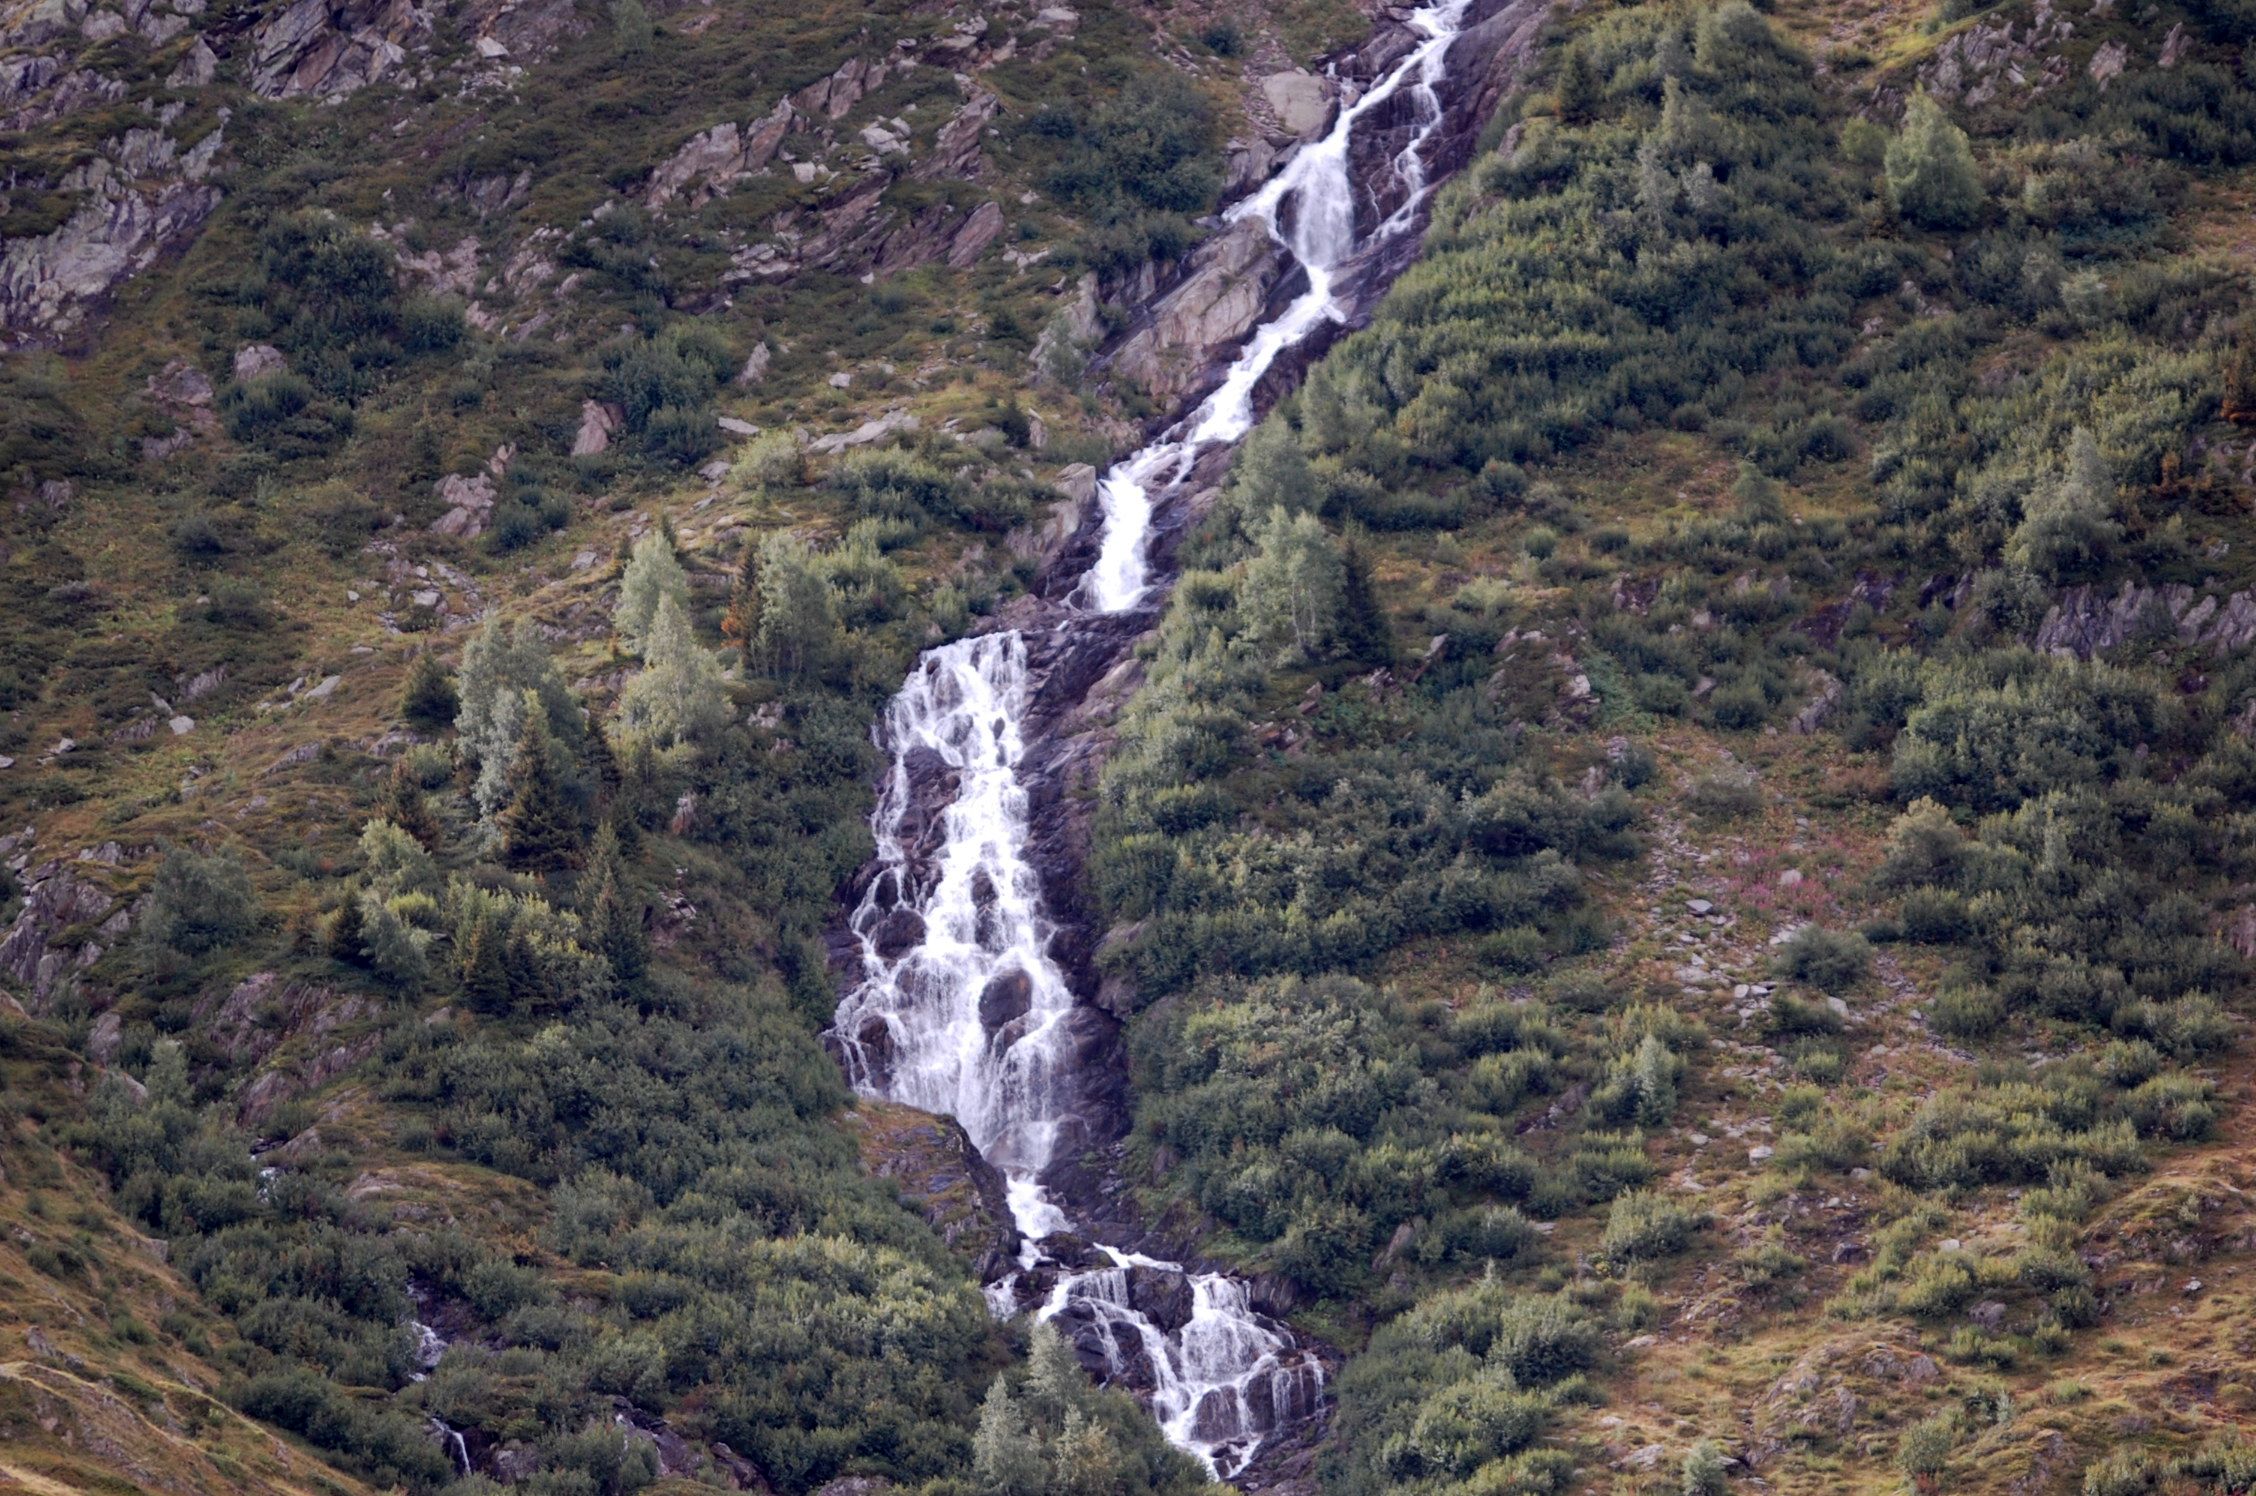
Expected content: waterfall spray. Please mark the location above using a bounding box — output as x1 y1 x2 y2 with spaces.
833 0 1478 1473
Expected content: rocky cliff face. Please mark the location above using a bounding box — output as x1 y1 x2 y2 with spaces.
0 110 224 346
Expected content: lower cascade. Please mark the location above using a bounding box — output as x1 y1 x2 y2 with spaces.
831 0 1477 1474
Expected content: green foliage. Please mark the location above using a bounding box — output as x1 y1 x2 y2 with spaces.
752 532 840 682
455 614 584 819
1774 925 1870 994
1683 1439 1731 1495
399 651 459 731
1885 94 1982 230
1242 506 1348 662
1027 77 1222 269
600 323 734 466
616 593 730 749
1898 1413 1955 1487
1330 1281 1594 1496
2004 427 2119 583
615 530 691 657
500 696 591 871
1598 1189 1698 1264
971 1325 1211 1496
138 844 259 957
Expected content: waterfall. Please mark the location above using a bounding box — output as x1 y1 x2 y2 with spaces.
1080 0 1475 614
832 0 1477 1475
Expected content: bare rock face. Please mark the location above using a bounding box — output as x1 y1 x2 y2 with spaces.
1260 70 1334 137
250 0 426 98
430 472 497 538
914 88 998 180
1 53 127 130
571 399 619 457
1125 1263 1196 1332
1916 0 2074 107
644 103 793 210
0 860 116 1012
1 121 224 347
2034 580 2256 658
844 1100 1022 1280
1107 218 1288 409
232 342 287 379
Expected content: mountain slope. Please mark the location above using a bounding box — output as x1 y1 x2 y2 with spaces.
4 0 2256 1490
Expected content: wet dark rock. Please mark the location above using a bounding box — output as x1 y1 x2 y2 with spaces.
978 968 1032 1034
1126 1264 1195 1333
868 909 926 960
850 1015 895 1087
1037 1231 1106 1271
1053 1300 1156 1389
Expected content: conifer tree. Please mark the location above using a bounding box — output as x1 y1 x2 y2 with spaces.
618 594 730 748
583 716 622 804
1337 531 1391 665
328 886 368 966
616 529 691 657
721 536 761 655
754 532 837 682
1885 93 1982 230
500 696 586 871
582 822 649 993
971 1379 1044 1496
1243 505 1347 662
459 912 510 1013
399 650 458 731
382 759 441 847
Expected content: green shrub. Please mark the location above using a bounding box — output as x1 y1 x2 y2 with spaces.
138 844 260 957
1600 1189 1698 1264
1775 925 1871 993
1886 94 1982 230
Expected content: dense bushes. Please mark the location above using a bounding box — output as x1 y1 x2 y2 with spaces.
1025 77 1222 269
1328 1281 1597 1496
600 323 736 466
219 212 465 455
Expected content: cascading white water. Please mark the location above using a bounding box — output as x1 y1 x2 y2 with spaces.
834 0 1476 1475
1081 0 1476 614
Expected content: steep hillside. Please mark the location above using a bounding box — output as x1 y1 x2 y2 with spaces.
3 0 2256 1488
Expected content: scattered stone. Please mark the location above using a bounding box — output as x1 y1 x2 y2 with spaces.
232 342 287 380
571 399 618 457
1261 69 1332 135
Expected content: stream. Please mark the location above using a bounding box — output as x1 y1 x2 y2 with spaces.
830 0 1481 1474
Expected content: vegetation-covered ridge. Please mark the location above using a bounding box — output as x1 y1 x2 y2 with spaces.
1084 0 2256 1490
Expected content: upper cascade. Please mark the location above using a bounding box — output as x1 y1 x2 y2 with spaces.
1078 0 1475 615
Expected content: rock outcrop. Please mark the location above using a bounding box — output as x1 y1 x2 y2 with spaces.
844 1099 1022 1281
249 0 428 98
1915 0 2074 107
0 859 118 1011
1 116 224 346
2034 580 2256 658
